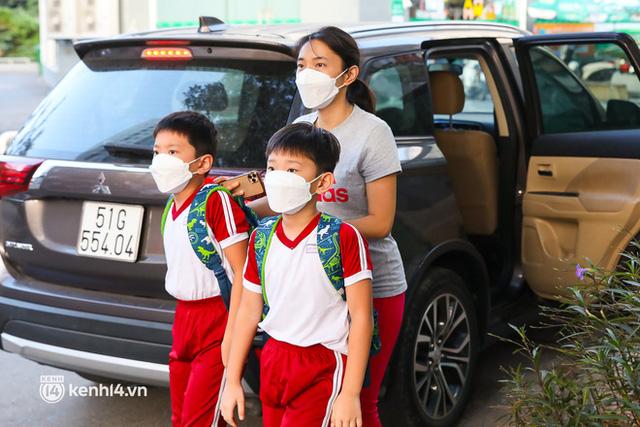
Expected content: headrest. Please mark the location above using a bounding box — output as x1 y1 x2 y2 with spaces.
183 81 229 111
429 71 465 115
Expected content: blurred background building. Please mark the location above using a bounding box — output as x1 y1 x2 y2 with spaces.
1 0 640 86
36 0 395 85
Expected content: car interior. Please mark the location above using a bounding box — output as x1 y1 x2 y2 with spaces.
426 52 514 288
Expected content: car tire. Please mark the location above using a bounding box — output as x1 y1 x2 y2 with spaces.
386 267 479 427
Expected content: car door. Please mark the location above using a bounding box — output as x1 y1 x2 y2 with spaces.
515 32 640 299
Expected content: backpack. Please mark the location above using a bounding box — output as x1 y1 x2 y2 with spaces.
160 183 259 309
253 213 382 356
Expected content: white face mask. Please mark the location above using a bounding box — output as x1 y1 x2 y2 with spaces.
264 170 324 215
295 68 348 110
149 153 201 194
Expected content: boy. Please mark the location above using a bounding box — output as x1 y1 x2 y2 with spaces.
221 123 374 427
150 111 250 427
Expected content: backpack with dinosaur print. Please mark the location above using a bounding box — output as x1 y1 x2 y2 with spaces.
160 183 259 309
253 213 382 356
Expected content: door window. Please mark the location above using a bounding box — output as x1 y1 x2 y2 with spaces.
525 42 640 133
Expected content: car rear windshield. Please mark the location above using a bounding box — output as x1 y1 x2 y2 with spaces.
8 57 296 167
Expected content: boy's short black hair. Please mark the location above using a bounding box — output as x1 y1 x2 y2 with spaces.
266 123 340 173
153 111 218 157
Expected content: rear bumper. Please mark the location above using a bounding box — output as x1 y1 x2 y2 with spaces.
0 254 174 387
0 267 258 392
0 292 172 386
2 332 169 386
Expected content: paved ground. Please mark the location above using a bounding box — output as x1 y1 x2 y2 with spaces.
0 63 50 134
0 62 532 426
1 340 525 426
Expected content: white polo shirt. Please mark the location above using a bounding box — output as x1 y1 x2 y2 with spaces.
243 214 372 354
163 185 249 301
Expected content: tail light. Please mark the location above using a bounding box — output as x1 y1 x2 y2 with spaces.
620 63 631 73
0 156 44 197
141 47 193 61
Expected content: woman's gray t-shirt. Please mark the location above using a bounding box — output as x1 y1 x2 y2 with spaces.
295 105 407 298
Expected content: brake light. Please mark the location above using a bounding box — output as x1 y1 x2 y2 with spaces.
0 156 43 197
620 63 631 73
141 47 193 60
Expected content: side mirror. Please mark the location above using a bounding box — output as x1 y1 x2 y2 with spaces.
606 99 640 128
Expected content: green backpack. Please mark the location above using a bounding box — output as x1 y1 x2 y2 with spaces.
253 213 382 356
160 183 259 309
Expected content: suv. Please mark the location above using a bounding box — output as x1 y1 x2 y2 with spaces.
3 18 640 426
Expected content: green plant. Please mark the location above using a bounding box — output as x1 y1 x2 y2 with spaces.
500 247 640 426
0 5 38 58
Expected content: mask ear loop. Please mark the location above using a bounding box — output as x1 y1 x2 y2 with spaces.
310 172 330 195
187 155 205 174
335 67 350 90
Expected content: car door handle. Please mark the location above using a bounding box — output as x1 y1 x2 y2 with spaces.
537 165 554 177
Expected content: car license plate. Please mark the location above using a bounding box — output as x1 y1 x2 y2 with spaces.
77 202 144 262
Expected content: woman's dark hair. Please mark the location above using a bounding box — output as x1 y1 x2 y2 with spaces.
153 111 218 157
266 122 341 173
295 26 376 113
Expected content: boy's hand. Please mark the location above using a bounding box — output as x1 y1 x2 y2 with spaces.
330 391 362 427
220 381 245 427
212 175 244 197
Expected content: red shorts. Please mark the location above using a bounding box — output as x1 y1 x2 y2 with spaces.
169 296 227 427
260 338 347 427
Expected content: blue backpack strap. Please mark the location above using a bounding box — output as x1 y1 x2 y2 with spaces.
316 213 345 299
186 183 235 309
316 214 382 358
254 216 280 318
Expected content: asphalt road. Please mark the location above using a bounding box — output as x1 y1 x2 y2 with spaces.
0 62 526 427
1 340 524 426
0 63 50 134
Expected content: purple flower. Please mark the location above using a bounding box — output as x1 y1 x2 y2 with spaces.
576 264 588 281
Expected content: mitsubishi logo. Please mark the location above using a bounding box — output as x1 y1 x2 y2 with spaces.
92 172 111 195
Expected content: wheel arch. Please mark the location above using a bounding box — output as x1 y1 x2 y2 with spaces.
406 239 491 344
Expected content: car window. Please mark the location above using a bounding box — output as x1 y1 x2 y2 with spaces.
8 59 296 167
365 53 432 137
428 57 495 124
526 42 640 133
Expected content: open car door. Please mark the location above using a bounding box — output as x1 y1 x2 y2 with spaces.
515 32 640 299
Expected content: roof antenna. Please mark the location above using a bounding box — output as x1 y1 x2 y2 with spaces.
198 16 227 33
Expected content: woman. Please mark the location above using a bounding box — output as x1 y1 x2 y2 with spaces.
292 27 406 427
223 26 406 426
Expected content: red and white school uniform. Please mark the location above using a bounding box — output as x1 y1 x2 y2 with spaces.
163 185 249 427
243 214 372 427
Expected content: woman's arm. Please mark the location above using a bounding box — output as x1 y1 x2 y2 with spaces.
347 174 397 239
247 196 276 218
331 279 373 426
220 290 263 427
213 176 275 218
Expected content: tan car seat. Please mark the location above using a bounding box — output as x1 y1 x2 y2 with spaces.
430 70 498 235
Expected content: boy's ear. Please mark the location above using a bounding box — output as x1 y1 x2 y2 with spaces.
194 154 214 175
314 172 334 194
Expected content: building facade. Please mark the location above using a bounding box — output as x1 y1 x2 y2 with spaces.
38 0 394 85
